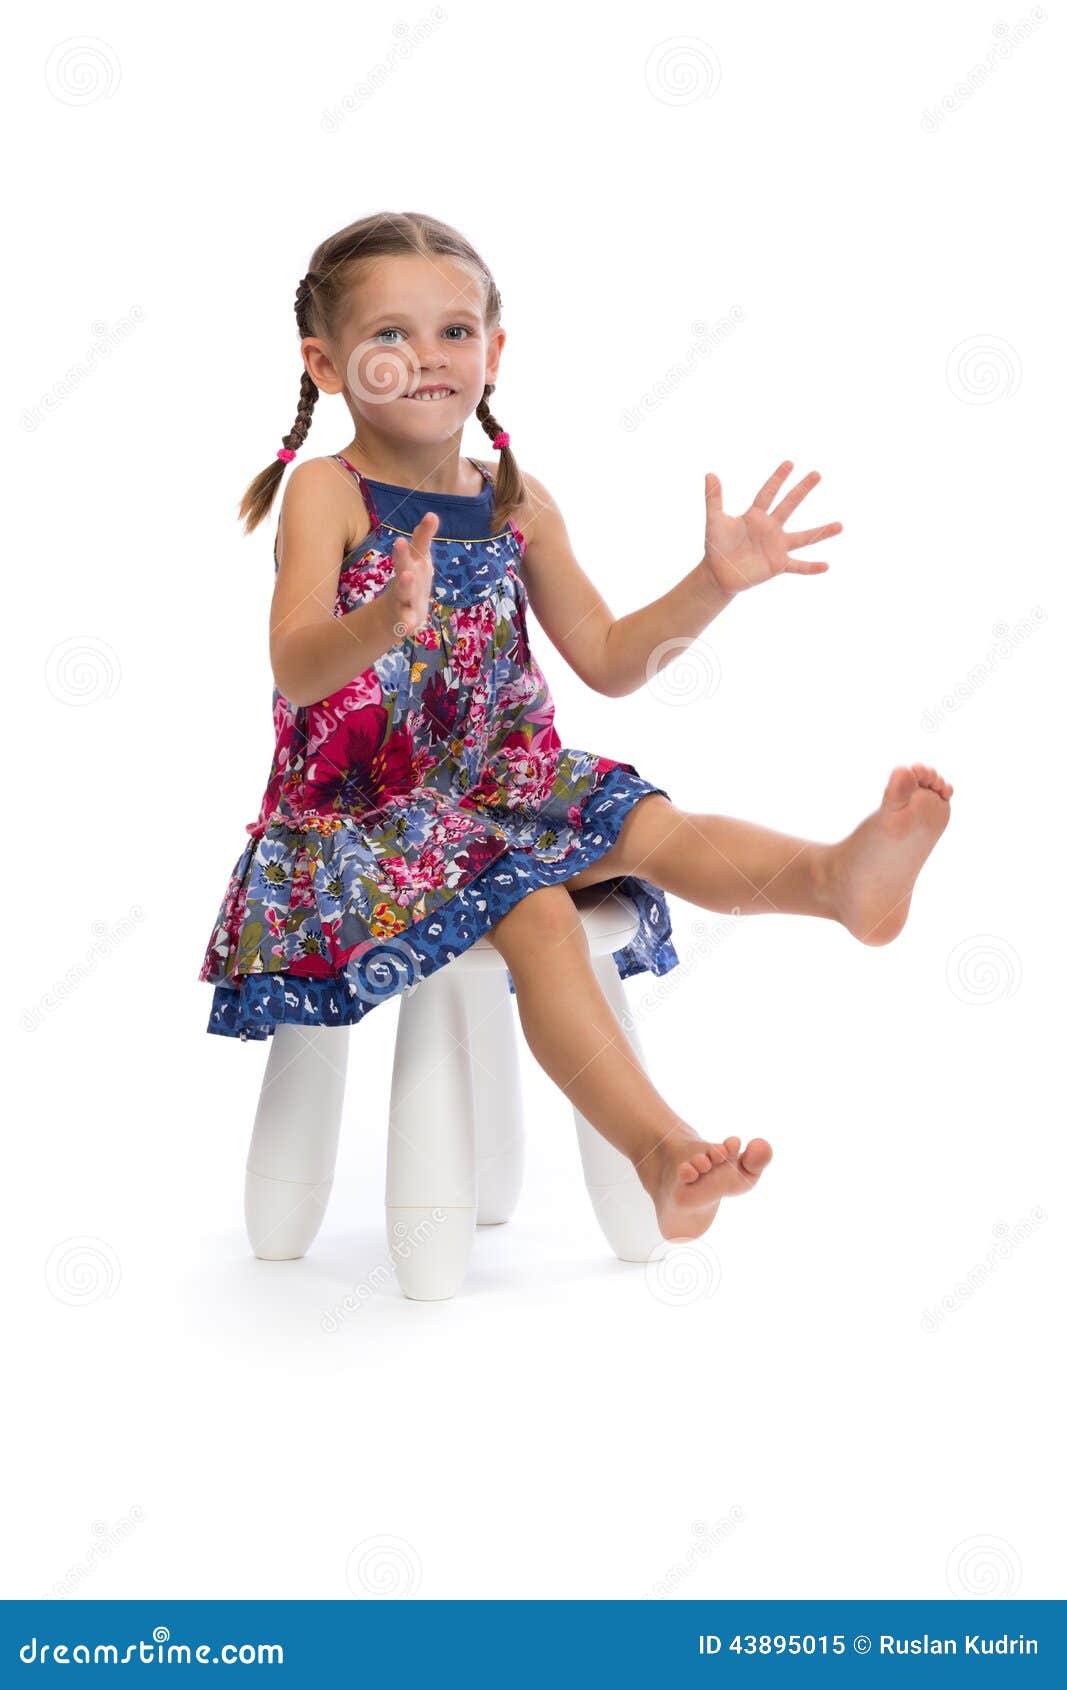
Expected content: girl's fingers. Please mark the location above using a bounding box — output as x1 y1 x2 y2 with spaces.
751 459 794 510
769 470 820 523
786 558 830 574
781 521 843 548
392 521 435 635
407 512 439 557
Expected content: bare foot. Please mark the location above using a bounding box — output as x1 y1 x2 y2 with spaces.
635 1130 773 1242
823 763 953 946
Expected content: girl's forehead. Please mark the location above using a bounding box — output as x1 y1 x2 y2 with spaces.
347 255 485 324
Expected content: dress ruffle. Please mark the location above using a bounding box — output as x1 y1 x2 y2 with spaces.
204 765 679 1041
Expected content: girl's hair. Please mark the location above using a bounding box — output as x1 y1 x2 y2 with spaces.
239 211 524 540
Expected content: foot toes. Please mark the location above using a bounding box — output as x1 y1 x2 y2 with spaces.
691 1151 713 1174
885 765 918 807
913 762 953 801
678 1160 701 1183
740 1137 774 1177
723 1135 741 1156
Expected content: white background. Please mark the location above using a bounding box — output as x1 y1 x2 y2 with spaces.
6 0 1063 1603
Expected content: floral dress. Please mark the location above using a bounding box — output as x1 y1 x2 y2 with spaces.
199 454 680 1040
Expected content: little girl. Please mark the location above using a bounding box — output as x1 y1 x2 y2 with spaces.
199 211 952 1247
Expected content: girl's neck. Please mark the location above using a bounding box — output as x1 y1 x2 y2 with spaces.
339 438 484 497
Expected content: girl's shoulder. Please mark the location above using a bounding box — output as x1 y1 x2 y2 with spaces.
273 454 369 569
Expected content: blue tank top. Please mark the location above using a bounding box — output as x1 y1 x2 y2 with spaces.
360 458 496 541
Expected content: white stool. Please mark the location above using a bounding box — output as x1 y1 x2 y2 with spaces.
244 890 662 1300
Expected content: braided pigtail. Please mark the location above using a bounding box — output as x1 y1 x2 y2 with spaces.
237 275 321 536
476 384 524 538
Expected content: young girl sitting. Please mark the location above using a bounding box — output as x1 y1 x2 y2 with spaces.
199 211 952 1246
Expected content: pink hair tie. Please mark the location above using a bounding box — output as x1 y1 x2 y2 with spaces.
491 431 510 450
277 447 297 463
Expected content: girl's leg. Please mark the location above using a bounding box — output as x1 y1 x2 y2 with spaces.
562 763 953 946
484 886 772 1242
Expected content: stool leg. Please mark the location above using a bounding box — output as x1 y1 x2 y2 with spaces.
245 1023 349 1260
386 968 477 1300
463 970 524 1226
573 959 662 1263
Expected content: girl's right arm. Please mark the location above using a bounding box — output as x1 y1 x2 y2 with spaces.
268 458 397 708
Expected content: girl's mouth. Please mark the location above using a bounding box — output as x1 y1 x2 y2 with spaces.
405 387 456 403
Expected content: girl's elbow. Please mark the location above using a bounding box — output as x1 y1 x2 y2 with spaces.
594 672 633 699
273 668 314 709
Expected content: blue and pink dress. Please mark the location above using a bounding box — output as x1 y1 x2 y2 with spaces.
199 454 680 1039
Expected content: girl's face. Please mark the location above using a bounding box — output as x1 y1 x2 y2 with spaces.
308 253 504 441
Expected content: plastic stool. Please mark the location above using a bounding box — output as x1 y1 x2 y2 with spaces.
243 890 662 1299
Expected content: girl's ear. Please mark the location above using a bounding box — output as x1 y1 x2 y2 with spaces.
301 337 344 397
484 325 506 389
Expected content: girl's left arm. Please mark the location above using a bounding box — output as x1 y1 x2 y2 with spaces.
518 462 842 699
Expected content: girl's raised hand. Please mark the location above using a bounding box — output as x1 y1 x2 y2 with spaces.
386 510 439 637
700 462 843 598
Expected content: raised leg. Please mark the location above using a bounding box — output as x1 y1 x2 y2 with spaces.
387 968 478 1301
245 1023 349 1260
563 767 954 946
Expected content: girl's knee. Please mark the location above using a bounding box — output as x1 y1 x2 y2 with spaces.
484 885 587 960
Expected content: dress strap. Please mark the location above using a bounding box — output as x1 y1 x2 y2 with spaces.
469 458 495 489
333 453 382 533
470 458 524 551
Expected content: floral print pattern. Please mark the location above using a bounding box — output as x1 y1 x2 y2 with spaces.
200 456 680 1039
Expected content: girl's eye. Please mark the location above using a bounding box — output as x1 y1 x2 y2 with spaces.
374 326 473 343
